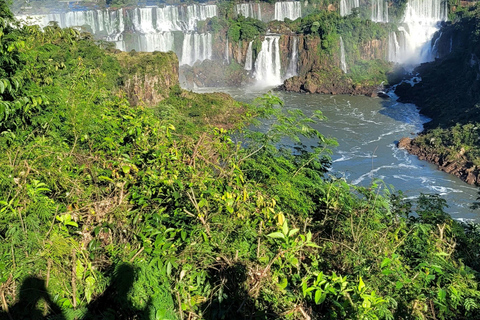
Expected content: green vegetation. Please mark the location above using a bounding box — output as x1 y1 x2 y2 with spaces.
227 16 266 43
2 3 480 320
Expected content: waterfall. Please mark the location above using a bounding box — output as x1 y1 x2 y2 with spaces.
340 36 348 73
275 1 302 21
235 3 263 21
225 38 230 64
245 41 253 71
388 32 400 62
340 0 360 16
155 6 182 31
181 33 213 66
132 8 156 33
371 0 388 22
285 37 298 78
137 32 175 52
430 31 443 59
129 4 217 32
254 36 282 86
183 4 217 31
18 5 217 65
388 0 447 64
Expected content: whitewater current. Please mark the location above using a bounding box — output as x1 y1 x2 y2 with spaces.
194 87 480 222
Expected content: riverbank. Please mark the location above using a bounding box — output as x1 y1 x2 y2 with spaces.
398 137 480 185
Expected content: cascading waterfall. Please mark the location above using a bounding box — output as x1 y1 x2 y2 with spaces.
275 1 301 21
340 36 348 73
137 32 175 52
388 0 447 64
244 41 254 71
371 0 388 22
225 38 230 64
235 3 263 21
285 37 298 78
254 35 282 86
340 0 360 16
431 31 443 59
388 32 400 62
18 4 217 66
181 33 213 66
132 8 154 33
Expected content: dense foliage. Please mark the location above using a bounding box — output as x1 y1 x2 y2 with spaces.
2 3 480 320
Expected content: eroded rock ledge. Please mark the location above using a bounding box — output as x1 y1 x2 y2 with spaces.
398 137 480 185
282 73 380 96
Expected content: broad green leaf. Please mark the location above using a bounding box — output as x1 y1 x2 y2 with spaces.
282 220 288 236
315 289 326 304
267 232 285 239
381 257 391 269
288 228 299 237
76 260 84 281
85 276 96 302
358 276 365 293
395 281 403 290
98 176 114 182
277 277 288 290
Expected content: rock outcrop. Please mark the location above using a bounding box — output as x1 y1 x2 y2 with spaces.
116 51 179 107
398 137 480 185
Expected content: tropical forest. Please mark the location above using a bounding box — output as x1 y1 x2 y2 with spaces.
2 0 480 319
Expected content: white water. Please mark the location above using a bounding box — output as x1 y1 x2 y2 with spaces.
275 1 302 21
194 87 480 222
371 0 388 22
17 5 217 66
181 33 213 66
254 36 282 86
388 0 448 65
235 3 263 21
340 0 360 16
340 36 348 73
137 32 175 52
225 37 230 64
285 37 299 78
245 41 254 71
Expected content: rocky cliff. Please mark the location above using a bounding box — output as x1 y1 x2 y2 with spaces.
115 51 179 107
282 35 391 95
182 30 392 94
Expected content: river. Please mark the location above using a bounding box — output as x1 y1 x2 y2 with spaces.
194 86 480 221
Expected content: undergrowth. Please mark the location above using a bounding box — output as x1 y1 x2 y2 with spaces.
0 4 480 320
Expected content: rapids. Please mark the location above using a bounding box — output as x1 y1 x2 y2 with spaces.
194 87 480 222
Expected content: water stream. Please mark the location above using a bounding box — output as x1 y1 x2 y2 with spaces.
194 86 480 222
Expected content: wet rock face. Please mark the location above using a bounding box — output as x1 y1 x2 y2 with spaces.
398 137 480 185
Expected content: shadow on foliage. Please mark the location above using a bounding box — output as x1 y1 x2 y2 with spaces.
0 276 65 320
202 261 280 320
82 263 151 320
0 263 151 320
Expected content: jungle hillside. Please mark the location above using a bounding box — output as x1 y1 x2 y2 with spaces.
2 1 480 320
